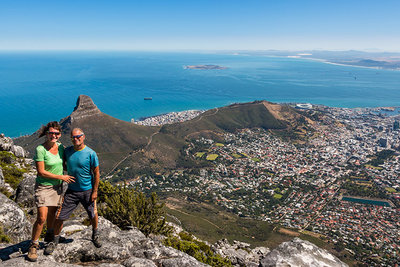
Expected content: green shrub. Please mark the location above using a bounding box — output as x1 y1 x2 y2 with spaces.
0 187 12 198
163 233 232 267
0 225 11 243
98 181 172 236
0 151 27 189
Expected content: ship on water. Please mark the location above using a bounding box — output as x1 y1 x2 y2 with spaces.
144 97 152 100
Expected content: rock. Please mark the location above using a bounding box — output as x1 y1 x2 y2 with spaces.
123 256 157 267
0 167 14 195
0 257 81 266
15 173 36 209
0 193 32 243
0 168 4 186
0 134 27 158
69 95 102 122
11 145 26 158
260 237 348 267
212 238 270 266
0 216 209 266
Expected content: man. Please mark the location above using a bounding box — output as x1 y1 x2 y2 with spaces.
45 128 101 254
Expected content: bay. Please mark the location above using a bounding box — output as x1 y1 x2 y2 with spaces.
1 51 400 137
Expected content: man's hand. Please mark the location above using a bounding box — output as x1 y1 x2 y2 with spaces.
91 190 98 202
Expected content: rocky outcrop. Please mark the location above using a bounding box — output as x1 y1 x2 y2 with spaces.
0 133 26 158
69 95 101 122
212 238 270 266
0 213 208 266
260 237 348 267
15 173 36 210
0 193 32 243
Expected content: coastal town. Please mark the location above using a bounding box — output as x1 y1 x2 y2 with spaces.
132 110 204 126
129 105 400 266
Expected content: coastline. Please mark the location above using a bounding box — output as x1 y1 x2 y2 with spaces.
299 56 399 71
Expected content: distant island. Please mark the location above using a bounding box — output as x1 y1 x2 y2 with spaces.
184 64 228 70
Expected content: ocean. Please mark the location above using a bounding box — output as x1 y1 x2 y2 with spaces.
1 51 400 137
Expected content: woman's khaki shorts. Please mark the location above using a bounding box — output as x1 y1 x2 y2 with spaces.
34 183 63 207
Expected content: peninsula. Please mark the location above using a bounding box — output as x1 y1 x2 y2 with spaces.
184 64 228 70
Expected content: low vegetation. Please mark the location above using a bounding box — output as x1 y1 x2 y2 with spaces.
0 151 28 189
98 181 172 236
163 231 232 266
0 225 11 243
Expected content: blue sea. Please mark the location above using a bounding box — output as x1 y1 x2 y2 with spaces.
1 51 400 137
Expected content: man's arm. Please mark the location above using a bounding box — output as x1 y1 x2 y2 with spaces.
91 166 100 202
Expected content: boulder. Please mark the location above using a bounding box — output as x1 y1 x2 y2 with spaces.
11 145 26 158
212 238 270 266
0 193 32 243
260 237 348 267
15 173 36 209
0 134 26 158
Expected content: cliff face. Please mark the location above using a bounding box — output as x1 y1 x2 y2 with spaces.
60 95 102 128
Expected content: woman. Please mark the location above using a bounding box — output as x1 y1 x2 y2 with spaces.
27 121 75 262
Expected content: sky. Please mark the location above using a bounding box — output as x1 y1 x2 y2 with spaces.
1 0 400 51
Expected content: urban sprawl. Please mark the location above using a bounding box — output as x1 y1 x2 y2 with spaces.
128 105 400 266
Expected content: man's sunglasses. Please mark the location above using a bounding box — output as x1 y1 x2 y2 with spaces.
47 131 61 136
71 134 84 139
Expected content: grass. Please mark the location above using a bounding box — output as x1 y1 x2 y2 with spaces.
385 187 397 193
273 193 283 199
206 154 218 161
232 153 242 158
163 195 355 267
364 164 383 170
195 152 206 158
164 196 294 248
215 143 224 147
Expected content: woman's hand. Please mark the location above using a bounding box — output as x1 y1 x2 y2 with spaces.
61 175 75 184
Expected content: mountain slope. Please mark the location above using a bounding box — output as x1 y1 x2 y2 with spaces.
14 95 158 171
15 96 312 175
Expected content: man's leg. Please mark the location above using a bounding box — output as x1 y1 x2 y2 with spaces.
45 191 78 255
82 191 101 248
91 213 101 248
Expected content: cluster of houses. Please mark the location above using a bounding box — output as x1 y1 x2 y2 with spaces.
129 105 399 265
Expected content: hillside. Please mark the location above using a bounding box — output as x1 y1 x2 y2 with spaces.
14 95 158 172
14 96 312 176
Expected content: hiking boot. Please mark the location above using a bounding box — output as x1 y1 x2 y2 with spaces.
92 232 102 248
27 242 39 262
44 236 59 255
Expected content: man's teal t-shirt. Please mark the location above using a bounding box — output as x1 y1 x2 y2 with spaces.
65 145 99 191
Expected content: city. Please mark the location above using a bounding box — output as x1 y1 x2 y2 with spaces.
127 106 400 266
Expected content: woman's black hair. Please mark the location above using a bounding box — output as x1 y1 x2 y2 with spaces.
38 121 61 138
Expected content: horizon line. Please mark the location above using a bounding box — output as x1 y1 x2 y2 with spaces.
1 48 400 53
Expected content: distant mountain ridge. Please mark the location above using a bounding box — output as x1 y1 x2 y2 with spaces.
14 95 312 176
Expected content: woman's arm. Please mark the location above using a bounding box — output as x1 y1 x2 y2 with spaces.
36 161 75 184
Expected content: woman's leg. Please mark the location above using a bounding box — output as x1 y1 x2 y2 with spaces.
31 206 48 241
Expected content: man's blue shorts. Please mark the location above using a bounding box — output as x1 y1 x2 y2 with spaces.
56 189 97 220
